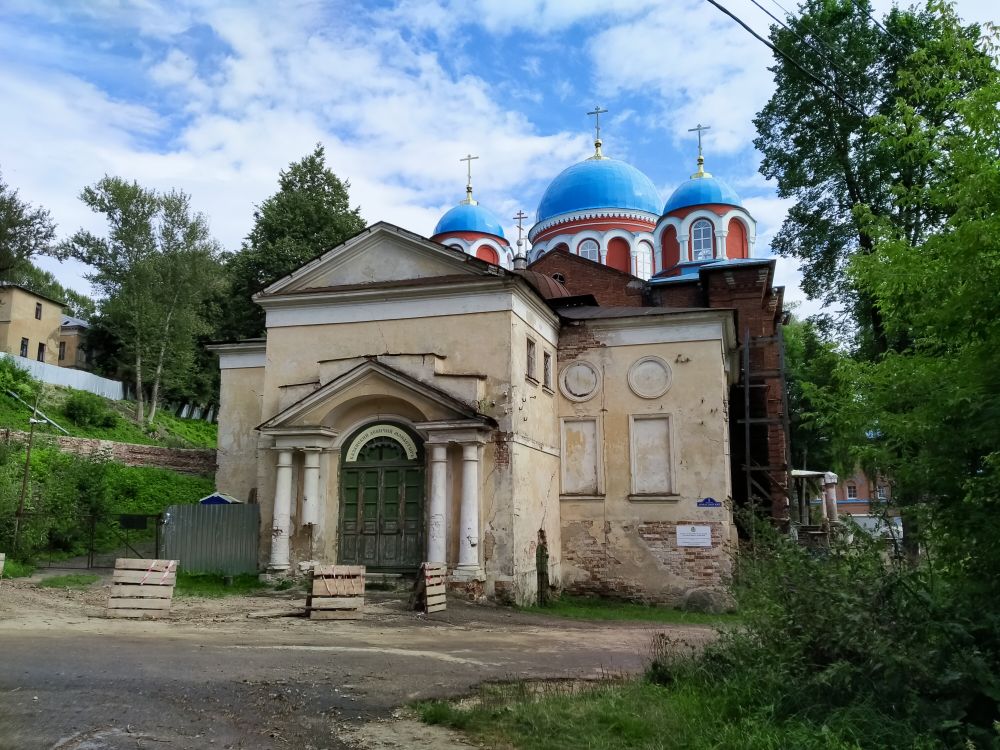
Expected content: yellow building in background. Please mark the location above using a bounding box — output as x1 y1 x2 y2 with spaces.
0 283 63 365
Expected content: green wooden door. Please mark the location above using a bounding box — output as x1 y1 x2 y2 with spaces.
339 435 423 571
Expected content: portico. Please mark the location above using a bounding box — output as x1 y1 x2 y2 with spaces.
257 358 494 577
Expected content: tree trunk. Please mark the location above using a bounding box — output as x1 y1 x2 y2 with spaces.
147 295 178 425
134 350 144 424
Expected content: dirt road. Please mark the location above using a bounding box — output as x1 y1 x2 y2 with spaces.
0 579 716 749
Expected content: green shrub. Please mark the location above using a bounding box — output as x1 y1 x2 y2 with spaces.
643 513 1000 749
1 558 34 577
0 357 40 402
63 391 117 428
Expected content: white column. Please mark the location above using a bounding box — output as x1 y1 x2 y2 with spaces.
823 472 840 523
678 235 690 262
457 442 480 571
269 449 294 571
427 443 448 564
716 229 729 260
301 448 321 527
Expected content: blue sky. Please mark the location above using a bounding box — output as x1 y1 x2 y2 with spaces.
0 0 993 314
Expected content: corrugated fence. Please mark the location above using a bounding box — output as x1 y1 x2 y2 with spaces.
0 352 125 399
160 504 260 575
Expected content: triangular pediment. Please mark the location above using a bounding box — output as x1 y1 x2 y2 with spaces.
261 222 498 296
259 359 487 431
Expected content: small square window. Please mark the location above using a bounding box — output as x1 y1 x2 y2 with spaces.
36 343 45 362
543 352 552 389
847 484 858 499
34 302 42 320
526 338 537 381
19 338 29 358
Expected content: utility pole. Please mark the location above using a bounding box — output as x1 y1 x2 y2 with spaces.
12 396 45 554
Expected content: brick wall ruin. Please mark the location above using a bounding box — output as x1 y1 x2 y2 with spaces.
2 429 216 476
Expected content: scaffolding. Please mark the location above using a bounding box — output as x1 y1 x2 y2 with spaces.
735 325 792 524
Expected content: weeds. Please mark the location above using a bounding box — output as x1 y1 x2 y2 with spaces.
37 573 100 588
174 572 267 598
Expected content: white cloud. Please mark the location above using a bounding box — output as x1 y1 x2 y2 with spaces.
588 0 775 156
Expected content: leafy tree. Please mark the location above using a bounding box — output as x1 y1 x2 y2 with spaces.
0 171 56 280
845 17 1000 519
754 0 994 354
782 316 851 473
220 144 365 339
57 178 222 423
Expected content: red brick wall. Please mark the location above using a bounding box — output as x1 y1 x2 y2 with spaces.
561 519 731 603
529 252 646 307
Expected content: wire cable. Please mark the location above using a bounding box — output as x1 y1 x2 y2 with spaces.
751 0 889 112
704 0 868 117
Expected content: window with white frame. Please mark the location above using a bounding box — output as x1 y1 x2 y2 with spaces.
577 238 599 262
691 219 713 261
629 414 673 497
526 337 537 381
560 417 602 495
847 483 858 499
877 485 887 500
635 241 653 279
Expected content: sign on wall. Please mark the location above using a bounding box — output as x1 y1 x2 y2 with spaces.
345 424 418 462
697 497 722 508
677 525 713 547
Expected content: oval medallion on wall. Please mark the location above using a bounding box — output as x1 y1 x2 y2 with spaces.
559 361 600 402
628 356 672 399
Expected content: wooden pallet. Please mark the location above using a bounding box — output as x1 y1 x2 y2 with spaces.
412 562 447 614
107 558 177 619
308 565 365 620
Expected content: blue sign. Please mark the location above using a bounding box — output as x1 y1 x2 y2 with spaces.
697 497 722 508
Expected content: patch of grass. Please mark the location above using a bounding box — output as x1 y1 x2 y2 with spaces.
151 412 217 449
1 559 35 578
520 595 738 625
174 572 267 598
37 573 100 588
417 678 895 750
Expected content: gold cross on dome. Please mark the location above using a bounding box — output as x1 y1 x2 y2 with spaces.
688 123 711 157
460 154 479 189
587 105 608 142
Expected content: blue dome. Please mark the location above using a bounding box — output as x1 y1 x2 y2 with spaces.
663 175 742 214
433 202 506 239
535 158 661 224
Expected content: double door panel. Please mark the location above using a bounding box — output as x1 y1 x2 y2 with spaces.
340 466 423 570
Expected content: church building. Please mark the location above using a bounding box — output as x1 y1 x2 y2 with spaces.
211 121 789 606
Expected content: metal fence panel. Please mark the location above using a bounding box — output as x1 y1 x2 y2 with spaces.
0 352 125 399
160 504 259 575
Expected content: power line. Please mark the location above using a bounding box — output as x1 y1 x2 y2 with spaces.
848 0 903 45
751 0 889 112
766 0 854 71
748 0 855 87
704 0 868 117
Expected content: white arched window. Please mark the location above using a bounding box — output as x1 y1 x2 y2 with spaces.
577 238 599 262
634 242 653 279
691 220 714 261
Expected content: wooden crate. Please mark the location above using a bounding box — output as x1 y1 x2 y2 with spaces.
308 565 365 620
106 558 177 619
413 562 447 614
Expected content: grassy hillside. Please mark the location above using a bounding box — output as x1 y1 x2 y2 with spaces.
0 360 216 449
